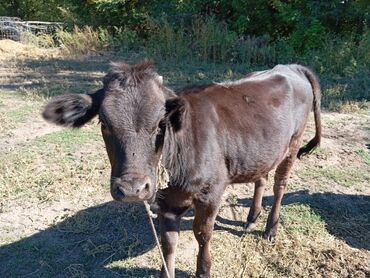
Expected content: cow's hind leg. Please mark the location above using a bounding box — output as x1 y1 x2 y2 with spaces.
264 146 299 241
193 189 224 278
158 188 193 278
245 175 267 232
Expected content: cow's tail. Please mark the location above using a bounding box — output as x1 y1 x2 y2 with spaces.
296 65 322 159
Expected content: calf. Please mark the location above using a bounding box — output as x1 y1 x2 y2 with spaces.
42 60 321 278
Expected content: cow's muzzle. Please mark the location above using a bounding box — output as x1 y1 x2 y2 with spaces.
111 175 154 202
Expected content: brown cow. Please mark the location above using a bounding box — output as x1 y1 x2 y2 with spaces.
42 60 321 278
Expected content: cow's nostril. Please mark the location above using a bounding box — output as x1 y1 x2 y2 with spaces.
116 187 125 199
137 183 150 194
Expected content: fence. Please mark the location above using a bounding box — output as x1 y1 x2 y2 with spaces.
0 17 63 40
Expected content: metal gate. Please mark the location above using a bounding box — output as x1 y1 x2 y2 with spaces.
0 17 63 40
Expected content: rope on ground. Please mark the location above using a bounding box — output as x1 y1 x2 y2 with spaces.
144 200 171 278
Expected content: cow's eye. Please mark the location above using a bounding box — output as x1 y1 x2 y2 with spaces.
155 120 166 136
154 121 166 152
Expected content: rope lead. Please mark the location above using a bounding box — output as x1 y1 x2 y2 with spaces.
143 201 171 278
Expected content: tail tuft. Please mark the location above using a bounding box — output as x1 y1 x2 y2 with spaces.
294 65 322 159
297 137 320 159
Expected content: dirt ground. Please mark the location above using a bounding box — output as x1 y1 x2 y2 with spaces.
0 41 369 277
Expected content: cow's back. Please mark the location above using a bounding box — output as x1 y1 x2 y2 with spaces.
182 65 313 184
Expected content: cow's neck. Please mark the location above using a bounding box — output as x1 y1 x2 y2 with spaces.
162 121 195 190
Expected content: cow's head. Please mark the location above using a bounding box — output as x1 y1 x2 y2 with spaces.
42 60 176 203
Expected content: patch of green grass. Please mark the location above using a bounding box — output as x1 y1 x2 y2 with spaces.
355 149 370 165
0 127 108 204
7 104 40 122
300 165 370 190
281 204 326 236
320 166 369 188
35 127 101 151
0 91 43 125
0 90 28 103
17 83 100 101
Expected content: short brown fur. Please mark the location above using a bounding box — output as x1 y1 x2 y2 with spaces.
42 61 322 278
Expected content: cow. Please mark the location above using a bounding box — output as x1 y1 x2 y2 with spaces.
42 60 321 278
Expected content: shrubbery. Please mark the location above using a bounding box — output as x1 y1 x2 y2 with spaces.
2 0 369 109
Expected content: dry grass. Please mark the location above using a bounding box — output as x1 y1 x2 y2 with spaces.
0 43 369 277
0 39 61 60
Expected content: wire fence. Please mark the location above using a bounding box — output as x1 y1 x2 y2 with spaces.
0 17 63 40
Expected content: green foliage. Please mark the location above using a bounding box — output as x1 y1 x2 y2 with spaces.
305 30 370 106
0 0 61 21
288 19 327 53
146 17 239 63
1 0 369 107
1 1 368 46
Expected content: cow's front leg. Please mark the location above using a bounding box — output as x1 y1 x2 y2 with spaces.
158 188 193 278
193 190 223 278
159 213 180 278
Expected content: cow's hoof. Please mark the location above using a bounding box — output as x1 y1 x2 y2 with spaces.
244 221 257 232
263 231 276 242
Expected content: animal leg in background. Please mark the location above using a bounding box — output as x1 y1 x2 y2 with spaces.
264 146 299 241
245 175 268 232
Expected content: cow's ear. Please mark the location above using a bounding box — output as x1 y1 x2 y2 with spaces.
165 98 186 132
42 89 104 128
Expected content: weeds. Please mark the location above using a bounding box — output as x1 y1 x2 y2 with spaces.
14 18 369 109
21 32 55 48
55 26 107 55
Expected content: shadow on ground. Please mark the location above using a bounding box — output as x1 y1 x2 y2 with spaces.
1 191 369 277
216 190 370 250
0 201 192 277
0 55 246 97
0 56 110 96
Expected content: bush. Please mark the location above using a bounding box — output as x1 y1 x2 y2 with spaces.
145 17 241 63
15 18 370 110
